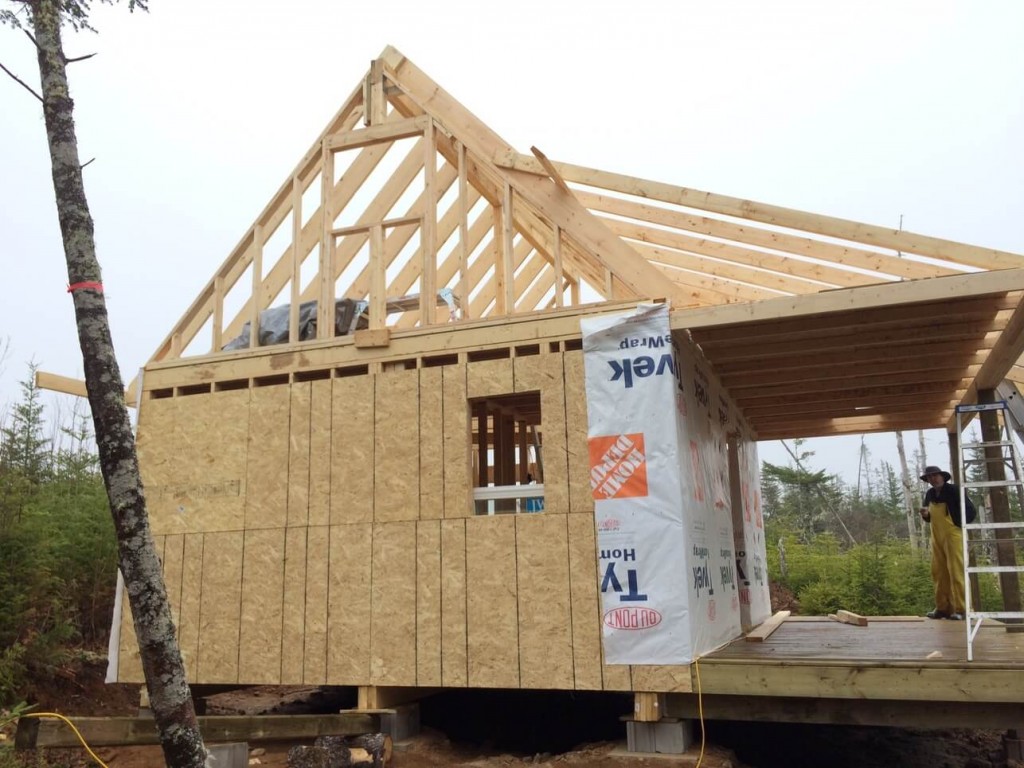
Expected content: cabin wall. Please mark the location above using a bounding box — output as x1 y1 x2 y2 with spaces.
118 348 688 691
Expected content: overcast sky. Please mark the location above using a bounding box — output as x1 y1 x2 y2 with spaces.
1 0 1021 481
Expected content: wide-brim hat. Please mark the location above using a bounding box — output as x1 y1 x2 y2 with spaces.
920 465 952 482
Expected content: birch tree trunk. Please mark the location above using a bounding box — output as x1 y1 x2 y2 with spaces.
895 431 920 551
28 1 207 765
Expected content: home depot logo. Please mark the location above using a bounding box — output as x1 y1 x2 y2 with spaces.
589 433 648 500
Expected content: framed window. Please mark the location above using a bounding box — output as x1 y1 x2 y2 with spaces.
470 391 544 514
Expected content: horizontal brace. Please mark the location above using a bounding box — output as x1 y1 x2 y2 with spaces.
332 215 422 237
325 114 429 152
965 521 1024 530
967 566 1024 574
963 480 1024 489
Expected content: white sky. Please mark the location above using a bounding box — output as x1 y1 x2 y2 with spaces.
1 0 1021 481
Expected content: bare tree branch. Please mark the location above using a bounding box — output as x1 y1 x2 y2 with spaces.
80 157 95 169
23 29 40 49
65 52 97 63
0 59 43 102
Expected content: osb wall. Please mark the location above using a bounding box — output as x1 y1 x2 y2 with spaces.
118 350 689 693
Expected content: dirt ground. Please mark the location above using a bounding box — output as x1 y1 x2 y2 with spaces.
2 655 1017 768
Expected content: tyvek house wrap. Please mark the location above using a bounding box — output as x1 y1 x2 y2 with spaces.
581 303 767 664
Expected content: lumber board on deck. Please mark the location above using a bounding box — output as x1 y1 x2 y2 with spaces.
830 610 868 626
745 610 790 642
28 713 378 748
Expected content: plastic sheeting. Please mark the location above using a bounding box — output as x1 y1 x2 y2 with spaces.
222 298 367 350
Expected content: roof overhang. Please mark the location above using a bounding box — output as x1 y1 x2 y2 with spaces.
671 269 1024 440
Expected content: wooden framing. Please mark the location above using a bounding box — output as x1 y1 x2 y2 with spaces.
99 48 1024 712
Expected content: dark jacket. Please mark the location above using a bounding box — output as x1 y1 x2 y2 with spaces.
923 482 977 528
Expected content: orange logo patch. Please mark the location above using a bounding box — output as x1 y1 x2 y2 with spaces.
589 433 648 500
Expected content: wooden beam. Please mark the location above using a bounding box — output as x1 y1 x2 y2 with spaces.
951 293 1024 428
584 191 958 282
249 223 263 349
289 177 302 343
326 114 429 152
746 610 790 642
497 152 1024 271
35 371 135 406
530 145 571 194
420 119 437 326
458 141 470 320
367 58 386 125
148 80 364 363
369 224 386 329
28 714 378 748
830 610 869 627
671 270 1024 331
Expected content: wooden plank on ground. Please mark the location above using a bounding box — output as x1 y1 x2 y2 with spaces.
374 369 420 522
332 375 374 524
370 521 418 685
466 515 520 687
830 610 869 627
416 520 442 686
197 531 244 684
746 610 791 642
30 713 379 748
303 526 329 684
516 514 573 689
327 523 372 684
440 519 468 685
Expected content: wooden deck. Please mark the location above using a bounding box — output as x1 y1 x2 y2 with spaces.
665 617 1024 729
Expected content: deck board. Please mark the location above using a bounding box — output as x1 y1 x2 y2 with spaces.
711 618 1023 665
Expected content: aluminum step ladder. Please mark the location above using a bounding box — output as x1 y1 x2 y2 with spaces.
955 401 1024 661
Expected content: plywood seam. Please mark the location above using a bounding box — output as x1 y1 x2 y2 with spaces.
562 514 577 690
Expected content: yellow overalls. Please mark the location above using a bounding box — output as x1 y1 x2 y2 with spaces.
928 499 966 615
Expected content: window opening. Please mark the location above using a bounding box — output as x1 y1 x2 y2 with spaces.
470 391 544 515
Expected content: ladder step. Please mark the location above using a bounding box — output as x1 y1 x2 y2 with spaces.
967 611 1024 619
967 565 1024 574
957 402 1008 413
965 521 1024 530
963 480 1024 489
962 441 1015 450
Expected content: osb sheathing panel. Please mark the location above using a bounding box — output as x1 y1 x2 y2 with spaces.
374 370 420 523
370 521 418 685
142 390 249 535
239 527 285 683
466 358 514 399
332 376 374 524
246 387 290 529
562 351 594 514
179 533 204 680
118 536 166 681
629 664 693 693
442 366 471 518
440 519 468 686
308 380 332 527
516 514 573 690
566 513 605 690
419 368 444 521
281 526 308 682
197 530 244 684
416 520 442 686
288 384 311 527
303 525 329 684
162 534 185 633
327 523 372 684
514 353 569 515
466 515 520 688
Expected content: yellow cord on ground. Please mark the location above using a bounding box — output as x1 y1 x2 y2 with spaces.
694 657 705 768
18 712 110 768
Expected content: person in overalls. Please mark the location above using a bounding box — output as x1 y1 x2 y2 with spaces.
919 465 975 620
